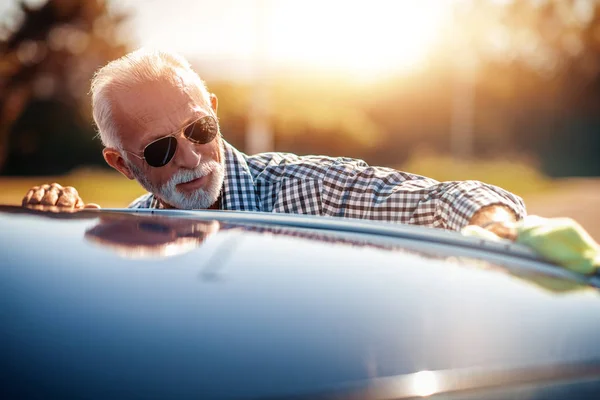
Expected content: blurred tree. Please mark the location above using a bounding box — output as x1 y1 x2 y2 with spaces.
0 0 128 174
450 0 600 176
209 76 383 160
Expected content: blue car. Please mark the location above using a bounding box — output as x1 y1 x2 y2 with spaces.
1 205 600 399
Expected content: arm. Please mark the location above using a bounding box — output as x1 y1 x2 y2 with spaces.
428 180 526 231
325 162 526 231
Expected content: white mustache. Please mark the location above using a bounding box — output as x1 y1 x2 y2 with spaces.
170 162 218 186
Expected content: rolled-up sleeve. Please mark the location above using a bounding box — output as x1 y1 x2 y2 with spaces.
433 180 527 231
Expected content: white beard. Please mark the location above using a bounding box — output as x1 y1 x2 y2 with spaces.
128 145 225 210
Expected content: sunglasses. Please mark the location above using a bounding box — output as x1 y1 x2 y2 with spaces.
126 115 219 168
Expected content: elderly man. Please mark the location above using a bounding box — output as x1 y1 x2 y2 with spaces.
22 48 525 235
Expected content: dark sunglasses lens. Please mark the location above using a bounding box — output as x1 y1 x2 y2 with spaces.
185 116 218 144
144 136 177 167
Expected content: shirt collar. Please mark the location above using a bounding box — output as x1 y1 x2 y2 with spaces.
220 139 261 211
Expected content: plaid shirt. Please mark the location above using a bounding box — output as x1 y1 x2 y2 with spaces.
129 140 526 231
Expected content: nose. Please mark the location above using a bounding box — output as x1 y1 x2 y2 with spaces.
173 136 201 169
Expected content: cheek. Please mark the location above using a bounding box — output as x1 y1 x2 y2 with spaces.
146 164 177 186
198 140 221 163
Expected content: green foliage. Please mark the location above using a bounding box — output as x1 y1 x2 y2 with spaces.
445 0 600 176
0 0 128 174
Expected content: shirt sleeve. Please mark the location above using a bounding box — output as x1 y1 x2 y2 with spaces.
429 180 527 231
323 161 526 231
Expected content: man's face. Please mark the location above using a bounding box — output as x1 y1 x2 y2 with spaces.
111 79 225 209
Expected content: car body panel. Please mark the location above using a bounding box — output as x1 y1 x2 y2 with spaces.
1 206 599 399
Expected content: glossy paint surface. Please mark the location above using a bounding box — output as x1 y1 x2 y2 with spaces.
1 207 599 399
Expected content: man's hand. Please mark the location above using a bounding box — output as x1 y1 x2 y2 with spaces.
468 204 518 241
22 183 100 210
463 213 600 274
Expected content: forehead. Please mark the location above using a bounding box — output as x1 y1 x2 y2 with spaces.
110 79 206 148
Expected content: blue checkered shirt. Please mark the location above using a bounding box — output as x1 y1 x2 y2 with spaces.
128 140 526 231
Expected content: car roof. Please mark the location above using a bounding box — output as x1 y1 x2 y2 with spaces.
1 206 600 399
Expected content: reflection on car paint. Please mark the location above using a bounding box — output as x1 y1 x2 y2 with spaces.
2 205 597 296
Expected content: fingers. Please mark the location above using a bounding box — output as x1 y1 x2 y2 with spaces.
21 183 96 211
55 187 80 208
75 196 84 209
61 186 79 197
22 188 35 206
29 185 44 204
41 186 59 205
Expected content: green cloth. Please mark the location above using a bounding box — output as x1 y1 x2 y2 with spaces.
462 216 600 275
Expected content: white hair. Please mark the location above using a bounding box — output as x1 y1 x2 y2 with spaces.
90 48 211 149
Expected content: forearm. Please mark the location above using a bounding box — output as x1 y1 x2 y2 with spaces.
338 177 525 231
318 163 527 231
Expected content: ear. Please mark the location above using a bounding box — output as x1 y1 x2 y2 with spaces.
103 147 135 180
210 93 218 114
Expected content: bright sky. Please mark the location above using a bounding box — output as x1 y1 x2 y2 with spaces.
117 0 454 77
0 0 457 79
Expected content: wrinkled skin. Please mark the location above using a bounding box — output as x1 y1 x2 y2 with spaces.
22 183 100 211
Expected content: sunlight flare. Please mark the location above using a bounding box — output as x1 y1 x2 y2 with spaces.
268 0 450 76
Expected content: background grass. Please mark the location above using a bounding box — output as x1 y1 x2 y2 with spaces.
399 152 555 199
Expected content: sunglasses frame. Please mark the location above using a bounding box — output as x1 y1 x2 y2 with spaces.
125 114 218 168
